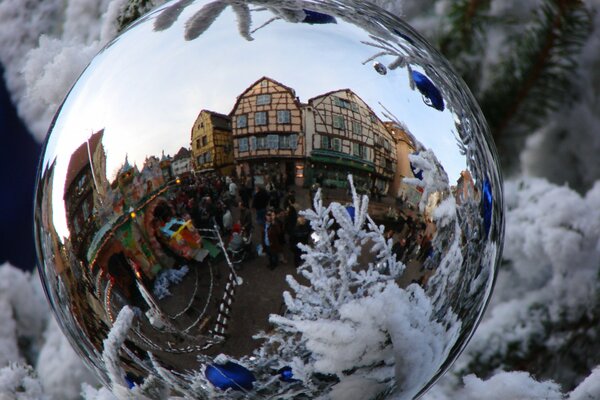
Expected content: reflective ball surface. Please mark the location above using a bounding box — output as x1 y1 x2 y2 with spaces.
34 1 504 399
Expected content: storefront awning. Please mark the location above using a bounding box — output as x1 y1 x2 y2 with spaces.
310 150 375 173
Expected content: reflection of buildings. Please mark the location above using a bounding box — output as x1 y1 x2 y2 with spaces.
454 170 479 205
191 110 235 175
305 89 397 192
227 77 406 194
230 77 304 186
160 151 173 182
171 147 192 177
385 122 416 198
64 129 108 262
59 130 112 352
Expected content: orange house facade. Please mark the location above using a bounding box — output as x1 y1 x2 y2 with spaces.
230 77 305 187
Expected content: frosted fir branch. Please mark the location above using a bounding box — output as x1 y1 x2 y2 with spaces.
231 2 253 41
404 150 450 212
154 0 194 31
0 363 48 400
146 352 194 399
102 306 134 391
184 1 228 40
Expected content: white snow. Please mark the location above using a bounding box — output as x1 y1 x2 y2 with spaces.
2 0 600 399
152 265 189 300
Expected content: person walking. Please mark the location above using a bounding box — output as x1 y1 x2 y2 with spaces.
252 185 269 228
263 210 282 269
291 215 311 267
238 200 253 235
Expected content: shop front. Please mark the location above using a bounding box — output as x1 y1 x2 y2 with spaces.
306 150 375 193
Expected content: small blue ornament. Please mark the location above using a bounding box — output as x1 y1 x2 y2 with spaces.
205 361 256 391
278 366 300 382
302 9 336 24
410 153 424 180
482 177 493 238
411 70 445 111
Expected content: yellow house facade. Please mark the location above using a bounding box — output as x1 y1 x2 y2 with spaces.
190 110 234 176
385 121 417 198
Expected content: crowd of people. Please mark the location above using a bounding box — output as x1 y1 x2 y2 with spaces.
157 172 312 271
385 211 436 269
157 171 436 277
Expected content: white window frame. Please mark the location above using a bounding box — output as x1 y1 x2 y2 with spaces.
290 134 298 150
277 110 291 124
332 138 341 151
333 114 345 130
255 111 267 126
257 136 266 149
256 94 271 106
237 114 248 128
239 137 249 152
267 134 279 149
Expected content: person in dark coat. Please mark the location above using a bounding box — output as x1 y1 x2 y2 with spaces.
252 185 269 227
263 210 282 269
291 215 311 268
285 201 297 239
238 200 253 235
392 237 408 262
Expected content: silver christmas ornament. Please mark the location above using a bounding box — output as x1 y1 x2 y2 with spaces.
34 1 504 399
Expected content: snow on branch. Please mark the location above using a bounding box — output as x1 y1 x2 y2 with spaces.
101 306 134 394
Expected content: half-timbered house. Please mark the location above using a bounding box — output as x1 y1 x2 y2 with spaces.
229 77 304 187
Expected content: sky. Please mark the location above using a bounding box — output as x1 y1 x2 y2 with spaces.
42 2 468 239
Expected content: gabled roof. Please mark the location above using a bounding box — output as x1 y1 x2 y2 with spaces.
172 147 191 161
64 129 104 196
199 109 231 121
229 76 299 116
308 88 383 125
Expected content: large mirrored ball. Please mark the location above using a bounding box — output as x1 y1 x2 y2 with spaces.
34 1 504 399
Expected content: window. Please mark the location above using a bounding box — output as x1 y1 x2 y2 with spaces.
260 80 268 88
353 142 360 156
332 138 341 151
256 94 271 106
280 135 290 149
237 114 247 128
352 121 362 135
267 134 279 149
204 151 212 162
197 155 204 164
277 110 291 124
201 136 208 146
334 96 358 111
238 138 248 152
360 145 368 160
333 115 345 129
321 135 330 149
196 139 201 148
290 134 298 150
249 136 257 151
369 113 377 123
257 136 266 149
255 111 267 126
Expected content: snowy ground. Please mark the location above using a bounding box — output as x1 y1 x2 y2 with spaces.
2 0 600 399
